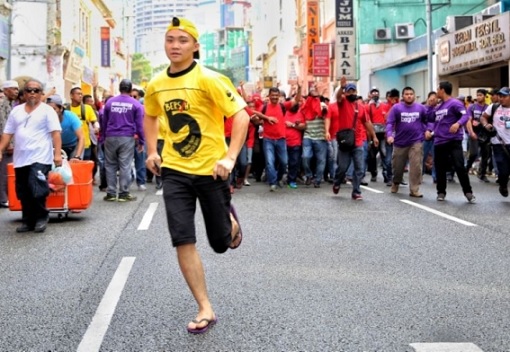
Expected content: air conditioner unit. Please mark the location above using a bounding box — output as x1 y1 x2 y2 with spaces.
473 14 494 24
395 23 415 39
445 15 473 32
374 28 391 40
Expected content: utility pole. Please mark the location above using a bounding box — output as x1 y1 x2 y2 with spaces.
426 0 434 92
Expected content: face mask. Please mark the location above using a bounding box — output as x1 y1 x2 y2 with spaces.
346 95 357 102
372 96 379 102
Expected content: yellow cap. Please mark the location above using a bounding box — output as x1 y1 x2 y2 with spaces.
167 17 199 41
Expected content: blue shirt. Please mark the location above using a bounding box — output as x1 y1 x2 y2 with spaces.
60 110 82 147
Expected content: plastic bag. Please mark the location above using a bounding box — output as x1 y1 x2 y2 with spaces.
48 158 74 191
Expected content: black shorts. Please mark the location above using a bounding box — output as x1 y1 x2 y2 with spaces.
162 168 232 253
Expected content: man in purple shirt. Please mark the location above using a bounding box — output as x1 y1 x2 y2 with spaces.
101 79 145 202
386 87 427 197
425 81 475 203
465 89 490 181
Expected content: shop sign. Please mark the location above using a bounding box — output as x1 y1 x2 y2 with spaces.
313 43 330 77
335 0 357 80
101 27 111 67
263 76 273 89
288 55 299 84
307 0 320 75
64 41 85 83
438 12 510 75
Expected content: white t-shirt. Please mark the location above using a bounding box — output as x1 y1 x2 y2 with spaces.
4 103 62 167
483 104 510 145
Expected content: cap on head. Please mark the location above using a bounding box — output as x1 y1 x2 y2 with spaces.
2 80 19 90
167 17 200 59
344 83 357 92
46 94 63 107
370 87 379 94
498 87 510 96
119 79 133 93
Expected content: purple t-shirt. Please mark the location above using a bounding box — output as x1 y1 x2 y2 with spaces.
385 102 427 147
101 94 145 145
428 98 469 146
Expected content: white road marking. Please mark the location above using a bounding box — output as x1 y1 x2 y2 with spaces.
137 202 159 230
400 199 477 227
156 190 163 196
77 257 136 352
360 185 384 194
410 342 484 352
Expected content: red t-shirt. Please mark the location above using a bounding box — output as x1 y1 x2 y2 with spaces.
327 100 368 147
366 103 386 124
285 110 305 147
259 101 293 140
224 116 233 137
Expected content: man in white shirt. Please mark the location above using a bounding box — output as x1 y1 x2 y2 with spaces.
0 79 62 233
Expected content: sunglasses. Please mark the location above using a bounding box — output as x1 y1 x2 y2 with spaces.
24 88 42 94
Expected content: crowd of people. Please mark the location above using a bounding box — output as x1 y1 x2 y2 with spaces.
227 79 510 202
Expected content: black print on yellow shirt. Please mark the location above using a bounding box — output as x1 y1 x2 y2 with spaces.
226 90 235 102
165 99 202 158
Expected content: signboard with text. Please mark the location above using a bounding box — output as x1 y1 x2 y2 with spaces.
335 0 357 80
313 43 330 76
288 55 299 84
307 0 320 75
101 27 111 67
64 41 85 83
437 12 510 75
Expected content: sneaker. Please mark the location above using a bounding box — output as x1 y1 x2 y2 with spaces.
499 185 509 197
34 219 48 233
409 191 423 198
118 193 137 202
370 176 377 182
386 181 393 187
351 193 363 200
277 181 283 189
313 183 321 188
305 177 312 186
391 183 399 193
138 184 147 191
465 193 476 203
360 178 368 186
479 176 490 183
270 185 277 192
288 182 298 189
0 201 8 208
437 193 446 201
155 181 163 190
400 181 408 186
243 179 251 186
103 194 117 202
332 184 340 194
16 223 34 233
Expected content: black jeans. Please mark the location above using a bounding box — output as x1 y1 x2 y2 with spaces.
14 163 52 226
434 140 472 195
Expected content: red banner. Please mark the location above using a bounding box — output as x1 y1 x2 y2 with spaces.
313 43 330 76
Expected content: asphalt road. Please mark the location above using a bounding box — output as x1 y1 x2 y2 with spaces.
0 173 509 352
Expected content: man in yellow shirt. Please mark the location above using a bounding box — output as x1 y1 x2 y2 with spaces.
144 17 249 334
69 87 99 160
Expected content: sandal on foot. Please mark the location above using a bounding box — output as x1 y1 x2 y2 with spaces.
229 204 243 249
187 316 218 334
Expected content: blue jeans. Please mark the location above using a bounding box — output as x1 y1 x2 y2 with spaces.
335 146 364 196
384 143 394 182
302 138 328 185
287 145 301 183
134 144 146 186
327 140 338 180
422 139 436 181
263 138 287 186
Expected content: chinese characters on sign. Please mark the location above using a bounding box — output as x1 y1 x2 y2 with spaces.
335 0 357 80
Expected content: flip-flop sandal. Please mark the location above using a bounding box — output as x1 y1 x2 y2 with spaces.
229 204 243 249
187 316 218 334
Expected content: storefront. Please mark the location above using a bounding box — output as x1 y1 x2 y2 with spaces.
437 11 510 92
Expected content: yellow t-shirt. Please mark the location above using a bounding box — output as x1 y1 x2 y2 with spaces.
70 104 97 148
144 63 247 175
157 114 168 140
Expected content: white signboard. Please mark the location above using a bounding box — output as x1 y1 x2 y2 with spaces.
287 55 299 84
335 0 357 80
437 12 510 76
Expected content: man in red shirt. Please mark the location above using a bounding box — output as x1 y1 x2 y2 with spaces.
254 86 301 191
366 88 390 183
325 78 378 200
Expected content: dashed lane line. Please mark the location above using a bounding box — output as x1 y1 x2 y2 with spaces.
137 202 159 230
360 185 384 193
77 257 136 352
156 189 163 196
400 199 477 227
410 342 484 352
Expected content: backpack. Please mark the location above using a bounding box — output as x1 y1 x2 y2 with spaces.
64 103 86 121
261 102 286 116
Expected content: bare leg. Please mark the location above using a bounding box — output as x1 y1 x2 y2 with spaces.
176 244 215 330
